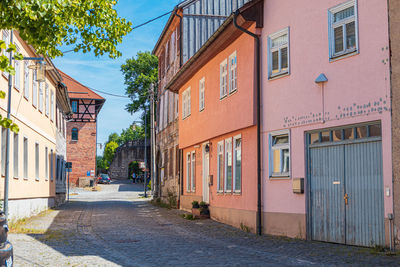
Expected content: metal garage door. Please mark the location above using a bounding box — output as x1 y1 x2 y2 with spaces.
308 122 385 247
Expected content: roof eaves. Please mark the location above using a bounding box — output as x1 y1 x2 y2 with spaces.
152 6 179 55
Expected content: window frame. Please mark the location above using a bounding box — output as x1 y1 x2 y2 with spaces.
35 142 39 180
14 45 21 91
45 146 49 180
32 71 38 107
23 137 28 180
233 135 242 193
50 149 53 181
328 0 359 60
269 130 291 179
45 83 49 116
191 150 196 192
224 138 233 193
228 51 237 94
186 152 191 192
268 27 290 79
24 61 29 99
217 141 224 193
71 100 78 113
182 87 191 119
13 133 18 178
71 128 79 141
199 77 205 112
50 90 54 121
220 59 228 99
39 81 44 112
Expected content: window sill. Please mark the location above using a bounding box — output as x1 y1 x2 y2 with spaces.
14 86 20 92
269 71 289 81
24 96 29 101
269 175 291 180
330 50 358 62
23 177 28 180
199 108 205 112
35 178 39 181
13 176 18 180
229 89 238 96
182 115 191 121
71 140 78 142
219 95 228 101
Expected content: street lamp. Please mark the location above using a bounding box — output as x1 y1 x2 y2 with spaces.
3 30 48 219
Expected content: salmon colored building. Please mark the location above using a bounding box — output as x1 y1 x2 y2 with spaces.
167 1 263 232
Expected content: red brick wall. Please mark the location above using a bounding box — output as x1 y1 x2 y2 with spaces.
66 121 97 185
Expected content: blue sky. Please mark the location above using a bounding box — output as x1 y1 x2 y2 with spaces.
53 0 181 155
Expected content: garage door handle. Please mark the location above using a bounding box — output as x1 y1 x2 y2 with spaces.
344 193 349 205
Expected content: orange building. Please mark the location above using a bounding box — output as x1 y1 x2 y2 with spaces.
167 1 263 232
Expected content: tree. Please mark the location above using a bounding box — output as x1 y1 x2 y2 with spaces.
119 124 144 144
96 156 107 173
103 141 119 168
0 0 132 132
121 51 158 135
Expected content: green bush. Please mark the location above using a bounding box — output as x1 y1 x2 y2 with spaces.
199 201 208 209
192 201 199 209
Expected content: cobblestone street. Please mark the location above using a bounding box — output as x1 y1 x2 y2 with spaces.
9 181 399 266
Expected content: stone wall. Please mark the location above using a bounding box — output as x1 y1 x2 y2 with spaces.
66 121 97 185
108 140 150 180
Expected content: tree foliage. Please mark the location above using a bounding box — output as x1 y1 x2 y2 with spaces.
121 51 158 115
103 141 118 168
0 0 132 133
0 0 132 58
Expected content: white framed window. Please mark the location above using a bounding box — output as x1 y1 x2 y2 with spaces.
45 147 49 180
182 87 191 119
328 0 358 59
220 59 228 99
32 71 38 107
191 151 196 192
186 152 191 192
23 137 28 179
14 46 21 90
13 133 18 178
50 149 53 181
35 143 39 180
39 82 43 112
199 77 205 111
233 135 242 193
229 51 237 93
268 27 289 78
50 90 54 121
45 83 49 116
224 138 232 192
24 61 29 99
217 141 224 192
269 130 290 178
2 30 10 77
1 128 6 176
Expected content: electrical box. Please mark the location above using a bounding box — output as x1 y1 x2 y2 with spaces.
293 178 304 194
208 175 213 186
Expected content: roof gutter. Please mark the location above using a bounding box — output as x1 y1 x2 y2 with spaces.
233 10 262 236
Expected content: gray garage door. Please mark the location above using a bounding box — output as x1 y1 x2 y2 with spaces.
308 122 385 247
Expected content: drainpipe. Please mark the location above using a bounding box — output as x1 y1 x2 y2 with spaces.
173 10 183 68
233 11 262 236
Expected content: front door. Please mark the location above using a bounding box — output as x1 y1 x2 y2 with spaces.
203 144 210 203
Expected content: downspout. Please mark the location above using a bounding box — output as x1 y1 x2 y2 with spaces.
173 9 183 68
233 11 262 236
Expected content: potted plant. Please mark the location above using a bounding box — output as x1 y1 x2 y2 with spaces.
192 201 210 219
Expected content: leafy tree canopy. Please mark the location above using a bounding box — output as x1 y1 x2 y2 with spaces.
0 0 132 58
103 141 118 167
0 0 132 133
121 51 158 115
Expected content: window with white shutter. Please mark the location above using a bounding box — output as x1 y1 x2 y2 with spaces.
220 59 228 99
24 61 29 99
32 71 38 107
45 83 49 116
39 82 43 112
199 77 205 111
14 46 21 90
229 52 237 93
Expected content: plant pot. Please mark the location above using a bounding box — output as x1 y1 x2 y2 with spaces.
192 208 210 219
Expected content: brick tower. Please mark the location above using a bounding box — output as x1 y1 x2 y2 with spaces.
59 70 105 185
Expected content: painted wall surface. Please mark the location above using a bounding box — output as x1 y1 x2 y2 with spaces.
179 27 256 149
178 24 258 226
0 31 57 200
261 0 392 220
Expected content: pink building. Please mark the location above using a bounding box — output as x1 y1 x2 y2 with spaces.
261 0 392 247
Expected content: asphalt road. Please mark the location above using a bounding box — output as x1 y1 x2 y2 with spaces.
9 180 400 266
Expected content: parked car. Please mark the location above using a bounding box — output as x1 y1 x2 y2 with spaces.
0 212 13 267
97 174 111 184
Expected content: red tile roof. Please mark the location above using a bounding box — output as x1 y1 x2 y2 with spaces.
58 69 105 100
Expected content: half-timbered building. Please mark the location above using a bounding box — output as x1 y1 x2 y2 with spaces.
59 70 105 186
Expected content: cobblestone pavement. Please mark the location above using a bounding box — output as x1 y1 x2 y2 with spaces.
9 180 400 267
